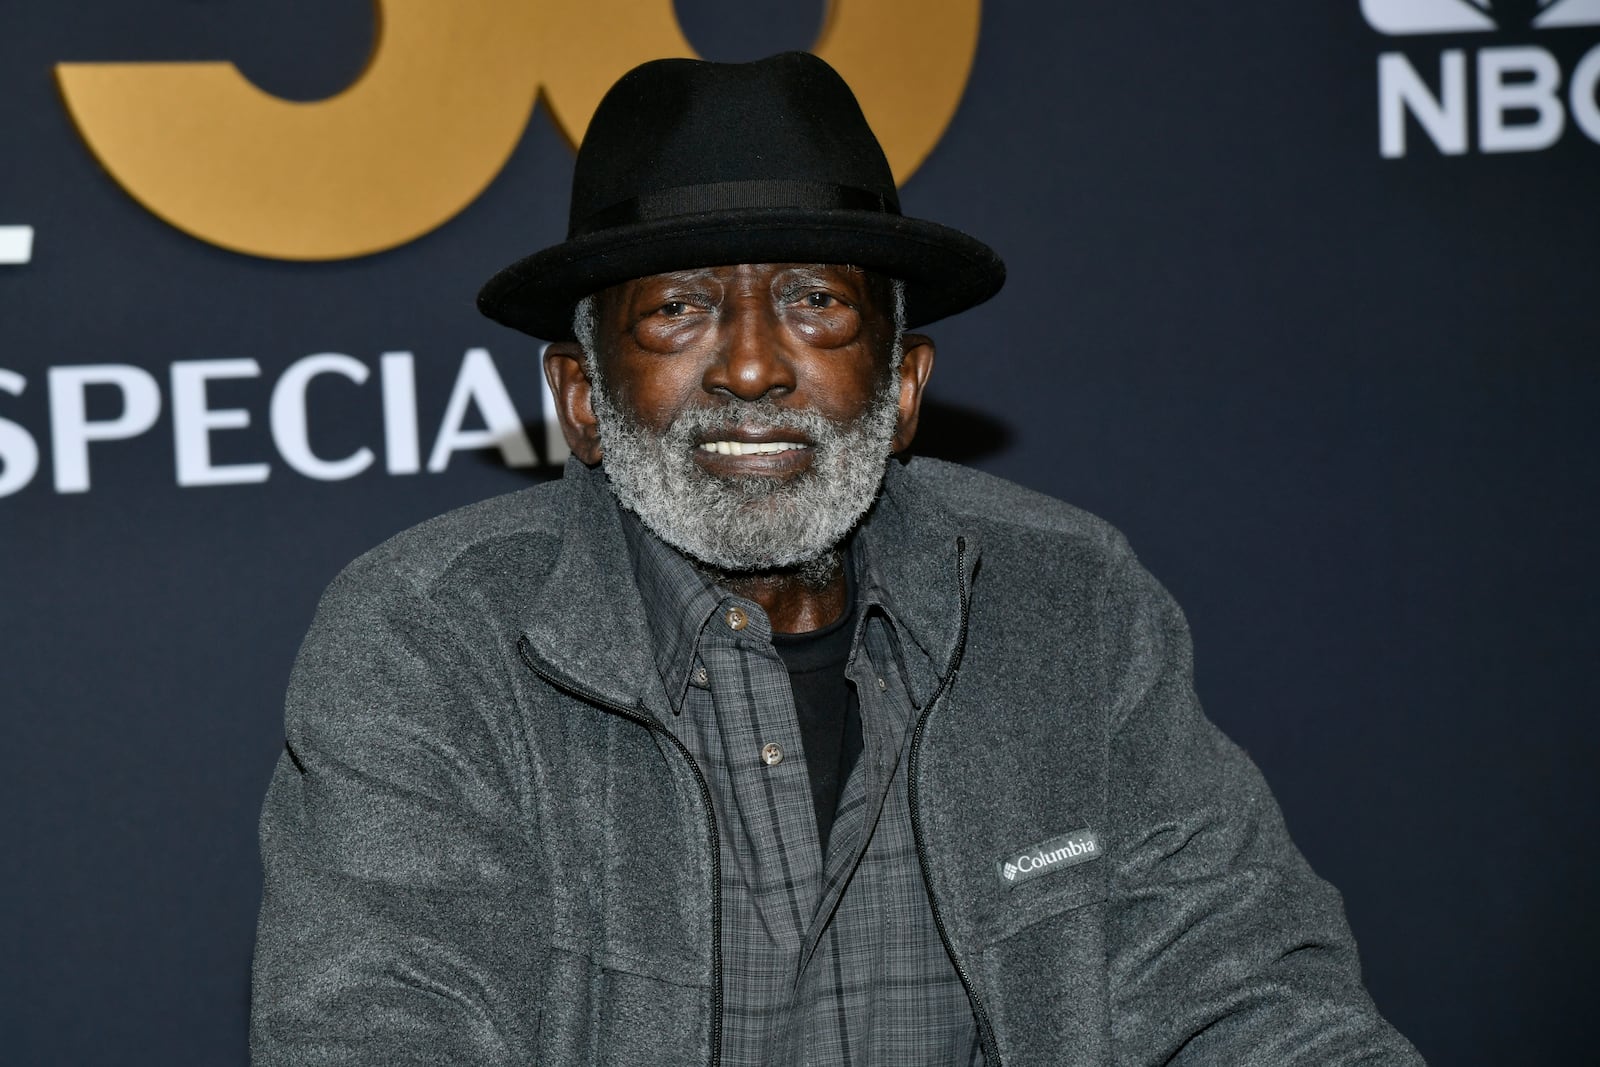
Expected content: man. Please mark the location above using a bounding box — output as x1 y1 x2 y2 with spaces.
252 53 1421 1065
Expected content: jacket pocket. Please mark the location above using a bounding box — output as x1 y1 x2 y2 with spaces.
537 945 712 1065
976 897 1111 1065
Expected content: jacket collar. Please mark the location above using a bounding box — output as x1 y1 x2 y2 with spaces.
852 458 980 706
518 458 675 719
518 458 979 716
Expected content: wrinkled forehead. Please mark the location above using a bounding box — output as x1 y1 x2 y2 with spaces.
600 262 894 310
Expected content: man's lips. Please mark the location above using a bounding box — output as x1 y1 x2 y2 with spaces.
692 426 815 457
691 427 816 471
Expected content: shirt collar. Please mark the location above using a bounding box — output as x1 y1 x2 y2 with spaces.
623 511 886 717
618 506 728 714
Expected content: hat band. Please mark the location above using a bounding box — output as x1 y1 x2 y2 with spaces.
572 179 899 237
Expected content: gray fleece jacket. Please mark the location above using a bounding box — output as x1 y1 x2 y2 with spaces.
251 457 1423 1065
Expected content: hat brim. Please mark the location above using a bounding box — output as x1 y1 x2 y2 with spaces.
476 207 1005 341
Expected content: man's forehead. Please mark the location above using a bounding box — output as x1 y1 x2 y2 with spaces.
627 263 870 287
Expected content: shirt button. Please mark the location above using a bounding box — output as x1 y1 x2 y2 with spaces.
693 666 709 687
724 606 749 631
876 677 887 691
760 742 784 766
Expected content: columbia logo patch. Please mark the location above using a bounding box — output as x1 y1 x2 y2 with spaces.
996 829 1101 888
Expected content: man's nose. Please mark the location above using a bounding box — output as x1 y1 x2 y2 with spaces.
702 304 797 401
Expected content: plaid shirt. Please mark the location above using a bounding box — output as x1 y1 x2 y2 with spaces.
622 513 983 1066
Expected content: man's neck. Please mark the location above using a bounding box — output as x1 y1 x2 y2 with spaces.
702 553 848 635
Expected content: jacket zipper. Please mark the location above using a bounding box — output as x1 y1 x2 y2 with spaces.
516 636 724 1067
906 537 1002 1064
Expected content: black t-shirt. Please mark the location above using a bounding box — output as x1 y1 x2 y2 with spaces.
770 606 863 856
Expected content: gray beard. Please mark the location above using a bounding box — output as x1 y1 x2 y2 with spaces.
591 381 900 575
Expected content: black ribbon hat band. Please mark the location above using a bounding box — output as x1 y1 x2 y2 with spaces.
574 180 900 237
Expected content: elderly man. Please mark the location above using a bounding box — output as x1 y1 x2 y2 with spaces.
252 53 1420 1065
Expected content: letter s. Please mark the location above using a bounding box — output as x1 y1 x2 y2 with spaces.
56 1 544 259
0 370 40 498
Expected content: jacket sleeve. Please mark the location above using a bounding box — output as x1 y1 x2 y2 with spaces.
1099 544 1424 1065
251 563 546 1065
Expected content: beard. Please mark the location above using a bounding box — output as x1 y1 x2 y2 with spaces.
590 376 901 576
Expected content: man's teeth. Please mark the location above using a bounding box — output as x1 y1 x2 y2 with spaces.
698 441 807 456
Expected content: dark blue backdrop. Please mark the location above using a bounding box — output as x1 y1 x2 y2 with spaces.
3 2 1596 1062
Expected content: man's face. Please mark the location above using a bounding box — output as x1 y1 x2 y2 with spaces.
559 262 933 573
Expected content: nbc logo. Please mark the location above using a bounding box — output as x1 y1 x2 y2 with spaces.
1361 1 1600 156
1362 0 1600 35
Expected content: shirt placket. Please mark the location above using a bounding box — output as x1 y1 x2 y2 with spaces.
798 608 915 972
698 598 824 955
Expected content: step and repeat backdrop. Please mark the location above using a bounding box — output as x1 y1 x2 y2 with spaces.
3 2 1596 1062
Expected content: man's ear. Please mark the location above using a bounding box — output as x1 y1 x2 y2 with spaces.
891 334 936 454
543 342 603 465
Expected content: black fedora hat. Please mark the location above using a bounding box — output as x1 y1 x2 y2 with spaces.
477 51 1004 341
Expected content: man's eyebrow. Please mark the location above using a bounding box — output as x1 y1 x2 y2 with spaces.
773 267 878 309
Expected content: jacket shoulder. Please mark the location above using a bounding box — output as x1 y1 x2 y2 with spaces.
901 456 1131 560
285 479 575 743
322 477 570 613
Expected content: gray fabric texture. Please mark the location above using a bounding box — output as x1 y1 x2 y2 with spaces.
251 456 1425 1066
621 509 980 1065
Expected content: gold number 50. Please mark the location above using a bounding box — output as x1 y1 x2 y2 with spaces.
56 0 982 261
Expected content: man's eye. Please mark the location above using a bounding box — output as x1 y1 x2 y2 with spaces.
803 292 837 309
658 300 689 316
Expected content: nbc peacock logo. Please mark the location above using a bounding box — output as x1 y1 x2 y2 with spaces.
1363 0 1600 156
1362 0 1600 35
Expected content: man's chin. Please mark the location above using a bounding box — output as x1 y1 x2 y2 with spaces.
711 472 818 504
626 479 855 574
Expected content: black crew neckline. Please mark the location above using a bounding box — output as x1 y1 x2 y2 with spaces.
768 556 857 672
